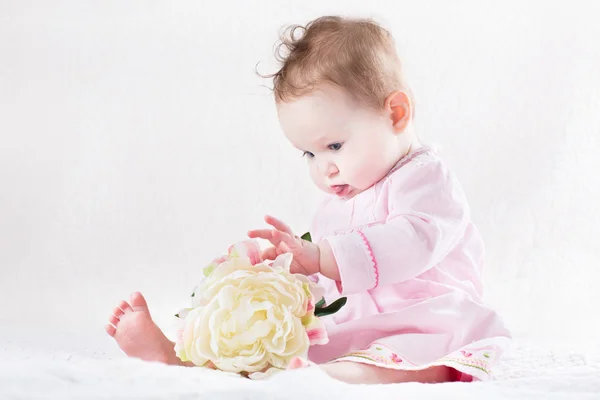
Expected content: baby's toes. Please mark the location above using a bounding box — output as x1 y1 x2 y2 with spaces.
106 298 134 337
112 306 125 319
112 301 132 319
105 311 121 337
105 323 117 337
129 292 150 312
109 314 120 327
119 300 133 314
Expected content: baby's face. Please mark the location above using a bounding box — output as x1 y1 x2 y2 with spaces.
277 85 407 199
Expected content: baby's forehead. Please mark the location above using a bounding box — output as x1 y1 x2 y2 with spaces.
276 85 382 148
277 88 360 127
281 117 338 148
278 102 345 139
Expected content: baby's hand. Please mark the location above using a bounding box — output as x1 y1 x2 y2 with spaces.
247 215 320 276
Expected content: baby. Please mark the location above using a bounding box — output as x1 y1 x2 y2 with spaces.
106 16 511 384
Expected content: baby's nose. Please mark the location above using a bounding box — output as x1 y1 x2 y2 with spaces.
325 163 339 177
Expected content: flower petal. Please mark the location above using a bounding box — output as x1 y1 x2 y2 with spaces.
305 315 329 345
271 253 293 271
228 240 263 265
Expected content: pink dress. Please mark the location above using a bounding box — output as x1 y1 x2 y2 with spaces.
307 147 511 381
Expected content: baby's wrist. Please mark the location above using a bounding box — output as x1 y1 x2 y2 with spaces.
312 242 322 275
317 240 340 281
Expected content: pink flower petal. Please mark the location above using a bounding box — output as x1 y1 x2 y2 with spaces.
307 324 328 345
287 357 315 369
228 240 263 265
243 241 263 265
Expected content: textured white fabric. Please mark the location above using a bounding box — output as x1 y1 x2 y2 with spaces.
1 328 598 399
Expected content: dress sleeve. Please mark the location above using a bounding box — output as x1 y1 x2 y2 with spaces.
324 159 470 296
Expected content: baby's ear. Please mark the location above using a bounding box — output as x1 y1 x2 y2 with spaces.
384 91 412 133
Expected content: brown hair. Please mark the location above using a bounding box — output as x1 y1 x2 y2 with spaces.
263 16 413 110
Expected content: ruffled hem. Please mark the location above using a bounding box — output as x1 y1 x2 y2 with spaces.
326 339 507 382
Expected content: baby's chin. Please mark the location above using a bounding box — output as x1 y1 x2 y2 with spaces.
321 184 365 200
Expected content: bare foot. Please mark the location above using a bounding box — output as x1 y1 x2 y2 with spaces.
105 292 188 366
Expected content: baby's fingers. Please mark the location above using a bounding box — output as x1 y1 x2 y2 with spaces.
247 229 273 240
264 215 294 235
272 229 298 249
249 229 283 248
261 247 278 261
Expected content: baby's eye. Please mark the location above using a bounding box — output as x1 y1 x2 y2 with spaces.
302 151 315 158
328 142 343 151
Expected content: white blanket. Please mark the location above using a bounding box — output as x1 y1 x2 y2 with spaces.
1 328 599 400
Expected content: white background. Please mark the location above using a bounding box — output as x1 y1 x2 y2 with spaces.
1 0 599 350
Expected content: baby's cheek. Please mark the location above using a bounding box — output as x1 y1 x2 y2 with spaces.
350 157 383 189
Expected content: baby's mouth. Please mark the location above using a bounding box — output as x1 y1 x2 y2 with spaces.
330 184 351 197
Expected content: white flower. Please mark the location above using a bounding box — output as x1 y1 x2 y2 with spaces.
173 242 327 375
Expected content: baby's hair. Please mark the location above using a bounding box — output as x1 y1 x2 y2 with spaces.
261 16 413 111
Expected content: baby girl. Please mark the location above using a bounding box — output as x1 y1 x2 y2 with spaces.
106 16 511 384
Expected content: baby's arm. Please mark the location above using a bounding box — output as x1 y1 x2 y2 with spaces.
319 160 470 295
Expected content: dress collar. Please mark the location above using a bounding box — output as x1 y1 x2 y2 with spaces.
384 146 432 178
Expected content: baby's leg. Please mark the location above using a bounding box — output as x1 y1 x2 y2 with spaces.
320 361 455 384
105 292 194 366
